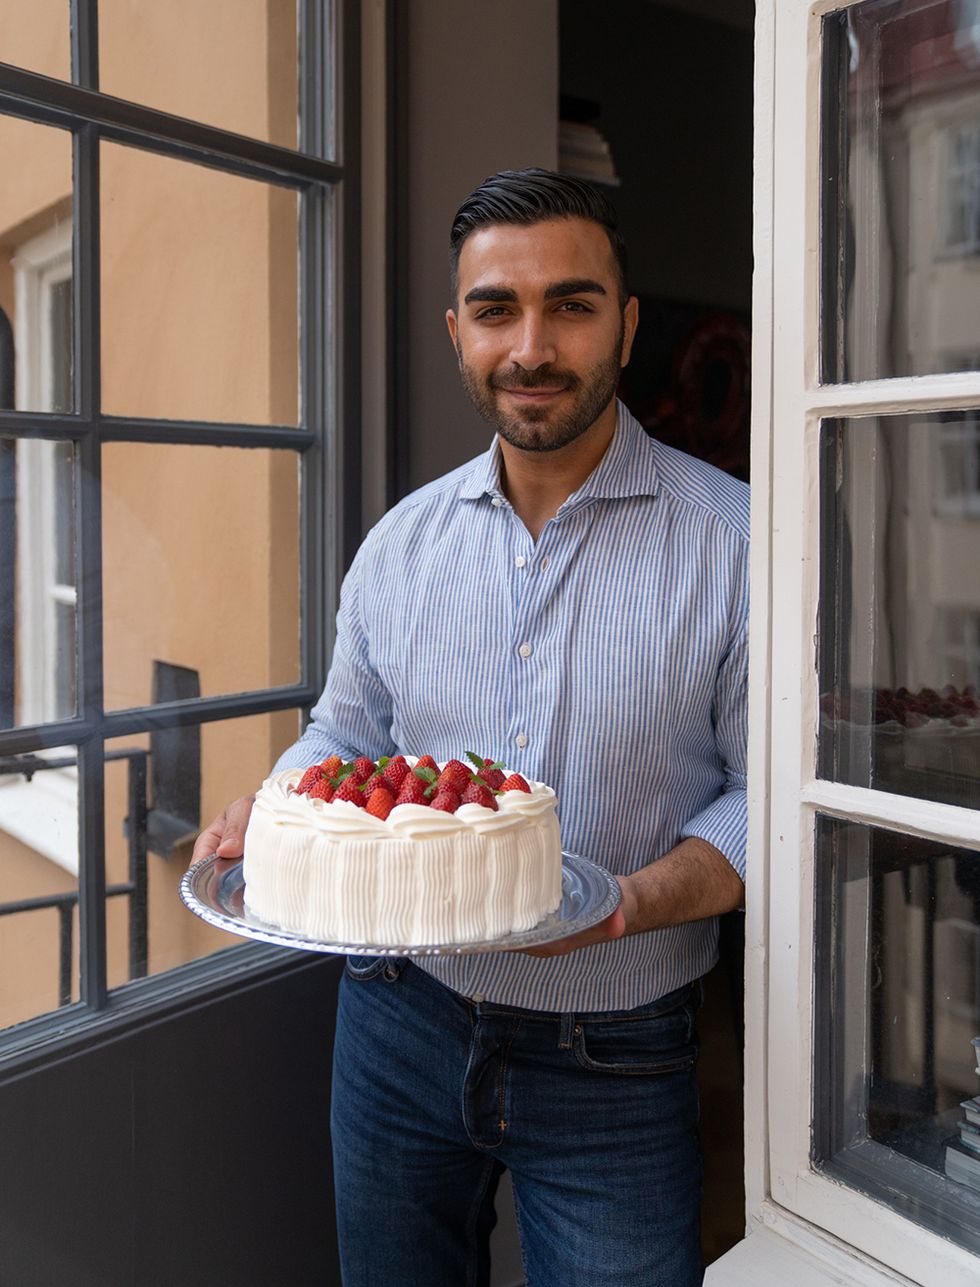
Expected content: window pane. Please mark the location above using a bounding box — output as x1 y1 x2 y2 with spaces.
815 816 980 1255
0 436 77 729
0 747 79 1029
819 412 980 810
99 0 299 150
100 144 299 426
0 114 73 413
822 1 980 382
0 1 70 82
104 709 303 987
102 444 300 710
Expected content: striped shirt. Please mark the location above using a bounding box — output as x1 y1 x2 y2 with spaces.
276 402 749 1012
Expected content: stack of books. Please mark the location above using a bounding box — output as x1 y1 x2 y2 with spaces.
558 120 620 187
945 1096 980 1192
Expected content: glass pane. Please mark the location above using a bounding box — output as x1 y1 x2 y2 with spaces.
822 0 980 382
0 0 70 81
0 436 77 729
0 114 73 413
104 709 303 988
819 412 980 810
102 444 300 710
99 0 299 150
100 143 299 426
815 816 980 1255
0 746 79 1029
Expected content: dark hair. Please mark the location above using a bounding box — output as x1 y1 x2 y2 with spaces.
449 168 628 304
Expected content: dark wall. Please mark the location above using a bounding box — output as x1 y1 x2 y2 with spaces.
0 957 343 1287
561 0 754 311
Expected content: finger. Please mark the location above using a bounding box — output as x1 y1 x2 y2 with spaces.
522 906 626 958
214 794 256 859
191 815 226 865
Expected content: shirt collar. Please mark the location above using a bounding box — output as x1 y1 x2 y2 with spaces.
458 400 659 506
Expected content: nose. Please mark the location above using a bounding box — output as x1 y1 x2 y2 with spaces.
509 313 557 371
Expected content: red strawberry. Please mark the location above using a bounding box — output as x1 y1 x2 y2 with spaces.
381 756 410 791
334 776 366 807
437 760 471 794
395 774 429 807
295 765 322 795
308 778 334 802
351 756 377 785
366 785 396 820
319 754 343 780
362 774 389 801
429 788 461 813
415 754 438 773
478 759 506 790
460 781 498 811
498 773 531 793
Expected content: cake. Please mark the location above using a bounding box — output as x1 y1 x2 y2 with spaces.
241 754 563 946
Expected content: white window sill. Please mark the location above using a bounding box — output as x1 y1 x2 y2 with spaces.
706 1212 917 1287
0 768 78 874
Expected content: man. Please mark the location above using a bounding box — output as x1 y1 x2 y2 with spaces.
193 169 748 1286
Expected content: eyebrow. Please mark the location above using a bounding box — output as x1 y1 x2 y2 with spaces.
462 278 608 306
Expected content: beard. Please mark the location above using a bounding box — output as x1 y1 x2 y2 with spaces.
457 329 624 453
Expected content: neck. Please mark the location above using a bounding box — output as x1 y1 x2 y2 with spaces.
497 402 618 541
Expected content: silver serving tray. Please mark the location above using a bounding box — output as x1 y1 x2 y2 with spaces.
180 850 621 957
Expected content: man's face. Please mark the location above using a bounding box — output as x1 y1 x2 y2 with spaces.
446 217 638 453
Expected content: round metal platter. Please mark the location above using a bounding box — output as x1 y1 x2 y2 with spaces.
179 850 621 957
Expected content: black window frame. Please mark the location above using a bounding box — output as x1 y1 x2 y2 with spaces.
0 0 361 1080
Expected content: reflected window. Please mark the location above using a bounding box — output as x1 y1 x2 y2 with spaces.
941 120 980 257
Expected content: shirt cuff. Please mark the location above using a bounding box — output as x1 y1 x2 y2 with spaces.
679 789 747 882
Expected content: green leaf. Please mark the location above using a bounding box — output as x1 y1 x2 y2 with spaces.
488 761 504 772
376 755 390 769
332 761 357 785
413 765 438 784
465 751 484 771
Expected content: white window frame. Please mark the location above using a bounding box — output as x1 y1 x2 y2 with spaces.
0 221 77 874
708 3 980 1284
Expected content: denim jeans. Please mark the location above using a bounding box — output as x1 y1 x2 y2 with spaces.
331 957 703 1287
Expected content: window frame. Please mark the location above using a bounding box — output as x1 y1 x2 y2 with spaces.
741 1 980 1283
0 0 363 1078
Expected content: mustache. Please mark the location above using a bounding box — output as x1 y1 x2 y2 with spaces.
489 367 580 393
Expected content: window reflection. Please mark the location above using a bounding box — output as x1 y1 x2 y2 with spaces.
816 818 980 1251
824 0 980 382
820 412 980 810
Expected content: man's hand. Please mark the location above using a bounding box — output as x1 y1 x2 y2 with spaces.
522 876 634 958
190 794 256 865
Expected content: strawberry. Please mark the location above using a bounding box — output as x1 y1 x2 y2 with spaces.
362 774 389 801
295 765 322 795
319 754 343 781
395 774 429 807
437 759 471 794
334 776 366 807
308 778 334 802
381 756 410 791
479 763 506 791
429 788 461 813
460 781 498 811
415 754 439 773
366 785 396 820
498 773 531 793
351 756 377 785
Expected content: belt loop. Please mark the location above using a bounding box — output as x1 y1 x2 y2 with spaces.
558 1011 576 1049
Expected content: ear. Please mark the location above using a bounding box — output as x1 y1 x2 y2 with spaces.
619 296 639 369
445 308 459 352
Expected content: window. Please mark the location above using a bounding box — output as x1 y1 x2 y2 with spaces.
941 120 980 258
0 2 359 1049
740 0 980 1282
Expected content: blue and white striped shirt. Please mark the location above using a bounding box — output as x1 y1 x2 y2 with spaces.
277 402 749 1011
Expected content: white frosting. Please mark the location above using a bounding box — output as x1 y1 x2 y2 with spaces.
242 760 563 946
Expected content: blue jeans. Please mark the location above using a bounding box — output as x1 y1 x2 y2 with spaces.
331 958 703 1287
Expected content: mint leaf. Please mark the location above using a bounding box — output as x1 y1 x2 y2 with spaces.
465 751 484 771
332 761 357 785
413 766 438 784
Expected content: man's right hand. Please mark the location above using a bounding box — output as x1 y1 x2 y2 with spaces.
190 794 256 865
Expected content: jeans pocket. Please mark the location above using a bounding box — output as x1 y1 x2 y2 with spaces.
572 996 698 1076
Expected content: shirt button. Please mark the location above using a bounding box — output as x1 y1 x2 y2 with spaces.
518 642 533 659
515 733 528 749
491 497 504 508
515 554 526 568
